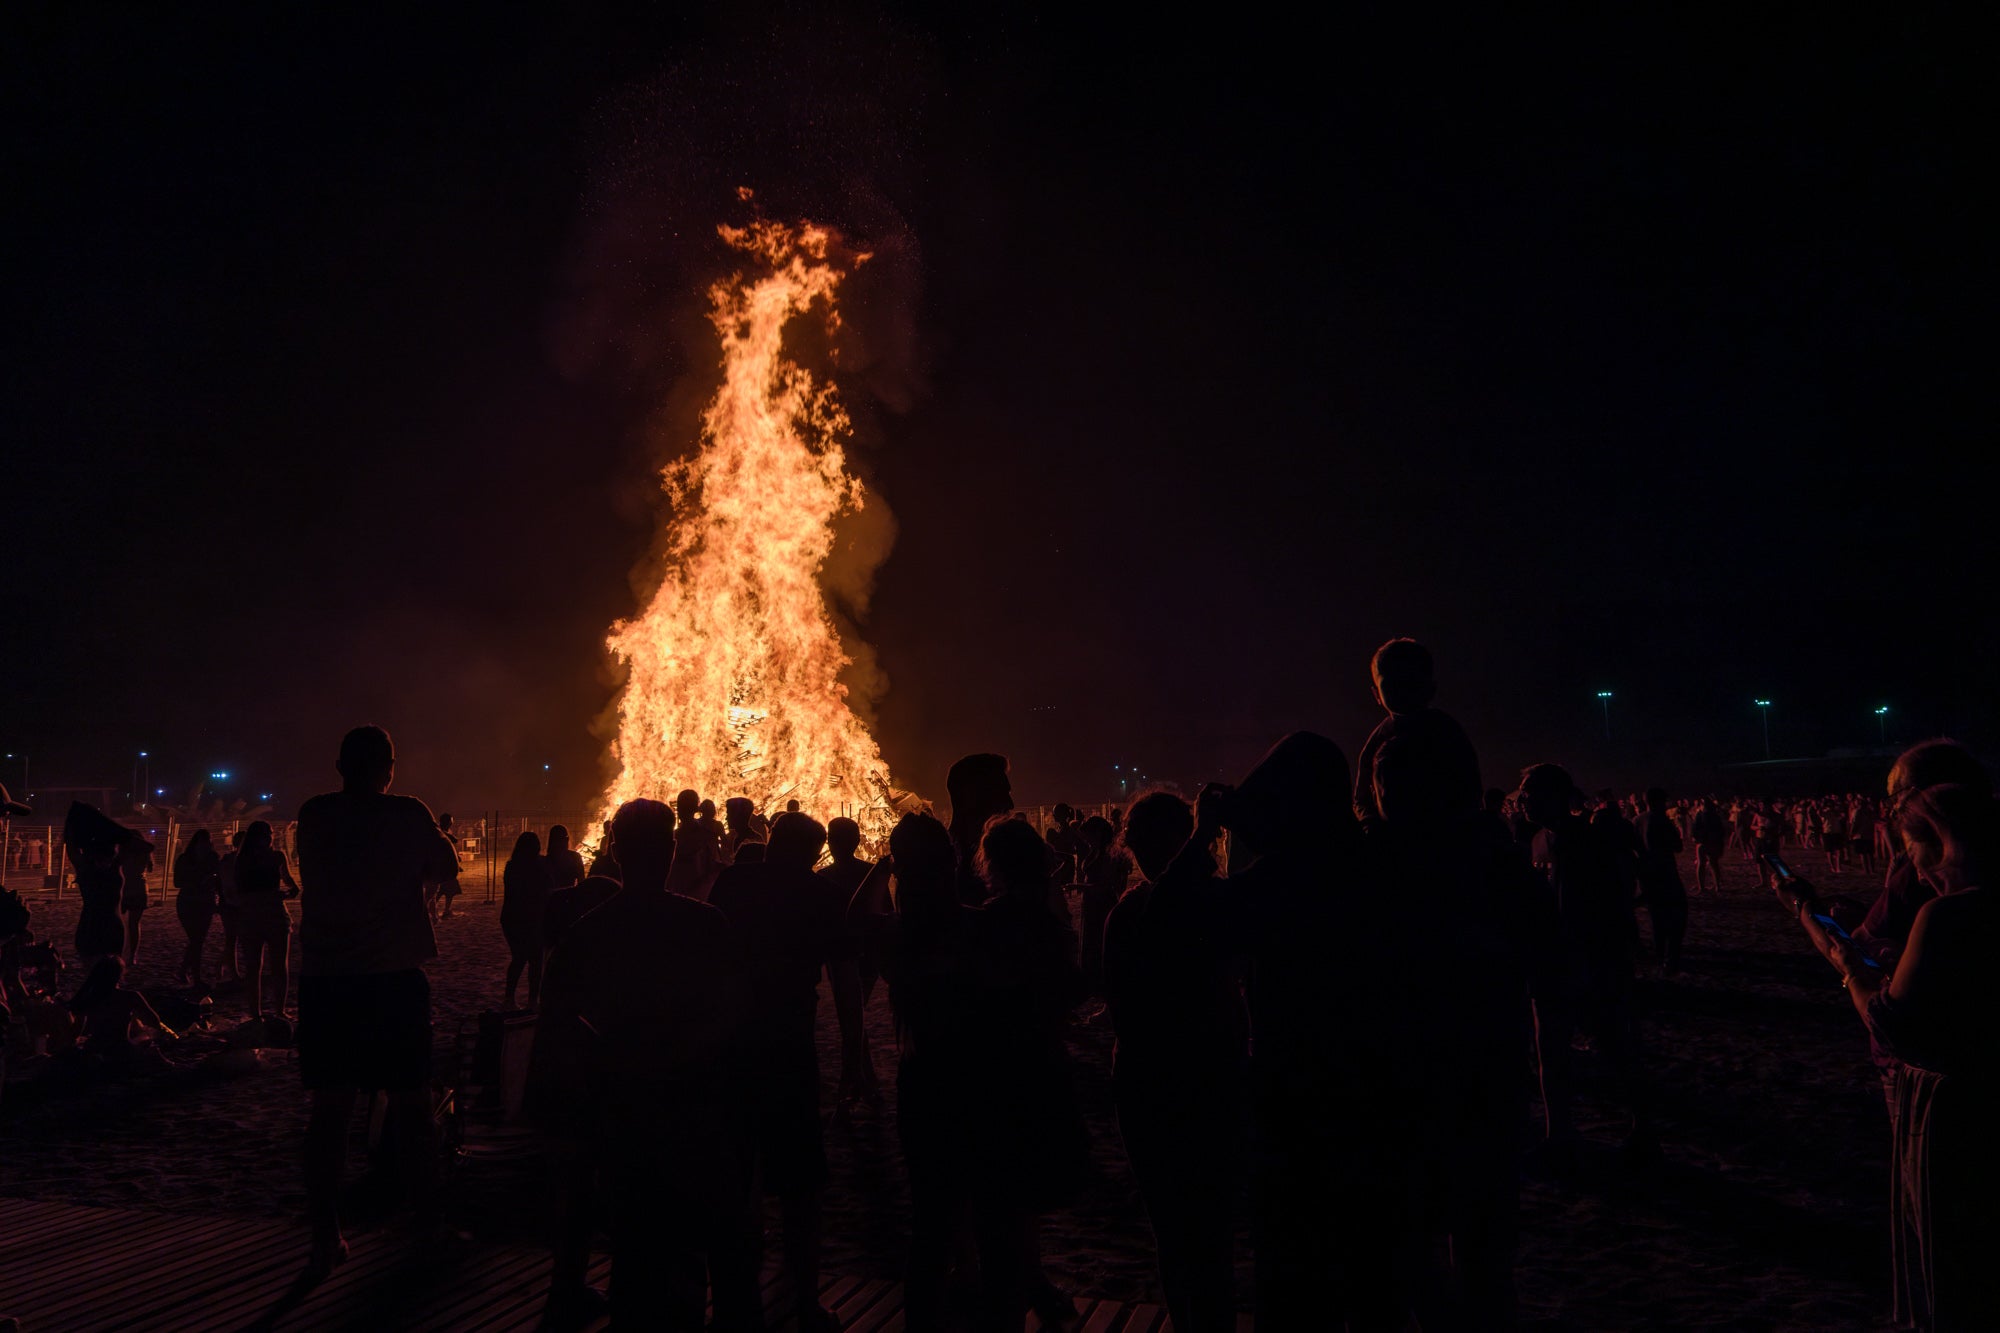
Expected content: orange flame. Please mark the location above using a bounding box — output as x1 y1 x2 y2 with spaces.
597 214 898 836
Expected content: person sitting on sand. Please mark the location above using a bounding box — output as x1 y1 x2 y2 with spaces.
529 798 759 1331
68 955 174 1056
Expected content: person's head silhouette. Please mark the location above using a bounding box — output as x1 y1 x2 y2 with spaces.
336 725 395 794
766 812 827 871
1516 763 1578 828
609 799 675 890
548 824 571 855
1234 731 1353 857
676 789 700 822
978 815 1053 903
785 799 801 814
1121 791 1193 881
724 797 754 832
947 754 1012 837
1370 638 1437 715
826 817 861 859
888 812 956 928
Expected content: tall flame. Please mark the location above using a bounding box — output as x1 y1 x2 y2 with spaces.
597 214 898 834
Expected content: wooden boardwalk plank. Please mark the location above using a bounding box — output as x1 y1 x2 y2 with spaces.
0 1197 1252 1333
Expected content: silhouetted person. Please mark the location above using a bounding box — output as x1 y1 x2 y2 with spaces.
586 819 621 880
972 815 1089 1331
118 835 154 965
1370 727 1535 1330
1353 637 1482 827
172 829 221 986
544 823 585 890
236 819 299 1022
501 831 551 1009
732 839 767 865
1850 740 1993 1112
1103 791 1244 1333
1637 788 1688 972
721 796 758 864
708 812 863 1333
529 798 759 1331
847 813 983 1332
819 815 880 1099
668 789 720 900
785 798 801 813
1690 798 1728 895
1780 783 2000 1331
1153 733 1386 1330
947 753 1012 904
65 807 128 965
1075 814 1128 997
216 831 245 982
68 954 171 1055
295 725 458 1277
1517 763 1649 1171
434 812 462 919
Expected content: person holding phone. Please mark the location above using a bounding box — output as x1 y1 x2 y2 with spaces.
1777 783 1999 1331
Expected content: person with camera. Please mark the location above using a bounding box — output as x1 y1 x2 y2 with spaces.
1776 781 1999 1331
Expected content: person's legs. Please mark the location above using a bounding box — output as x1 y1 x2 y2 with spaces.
386 1085 439 1223
123 907 143 965
525 948 543 1007
780 1191 825 1324
271 928 291 1019
218 910 240 980
543 1139 600 1320
177 902 208 983
305 1084 358 1269
504 954 525 1010
1531 995 1578 1149
244 936 267 1019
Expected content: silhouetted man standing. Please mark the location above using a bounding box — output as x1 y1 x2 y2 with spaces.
294 725 459 1277
529 799 759 1331
708 812 864 1333
1517 763 1649 1171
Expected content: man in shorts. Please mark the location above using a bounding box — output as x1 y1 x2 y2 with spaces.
294 725 459 1276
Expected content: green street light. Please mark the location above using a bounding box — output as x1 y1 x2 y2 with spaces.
1595 691 1614 740
1874 705 1890 745
1754 699 1773 760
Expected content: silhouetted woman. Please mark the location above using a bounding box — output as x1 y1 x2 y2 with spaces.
235 820 298 1021
119 838 154 965
544 824 586 891
501 831 551 1009
172 829 222 985
1783 783 2000 1331
973 816 1088 1331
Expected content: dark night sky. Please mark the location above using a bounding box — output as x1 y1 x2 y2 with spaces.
2 6 1991 815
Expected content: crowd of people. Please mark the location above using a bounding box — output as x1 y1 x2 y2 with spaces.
0 638 1992 1332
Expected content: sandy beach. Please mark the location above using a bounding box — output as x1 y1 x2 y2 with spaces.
2 848 1899 1331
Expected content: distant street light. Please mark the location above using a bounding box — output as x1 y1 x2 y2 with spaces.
1754 699 1773 760
1596 691 1614 740
1875 705 1890 745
